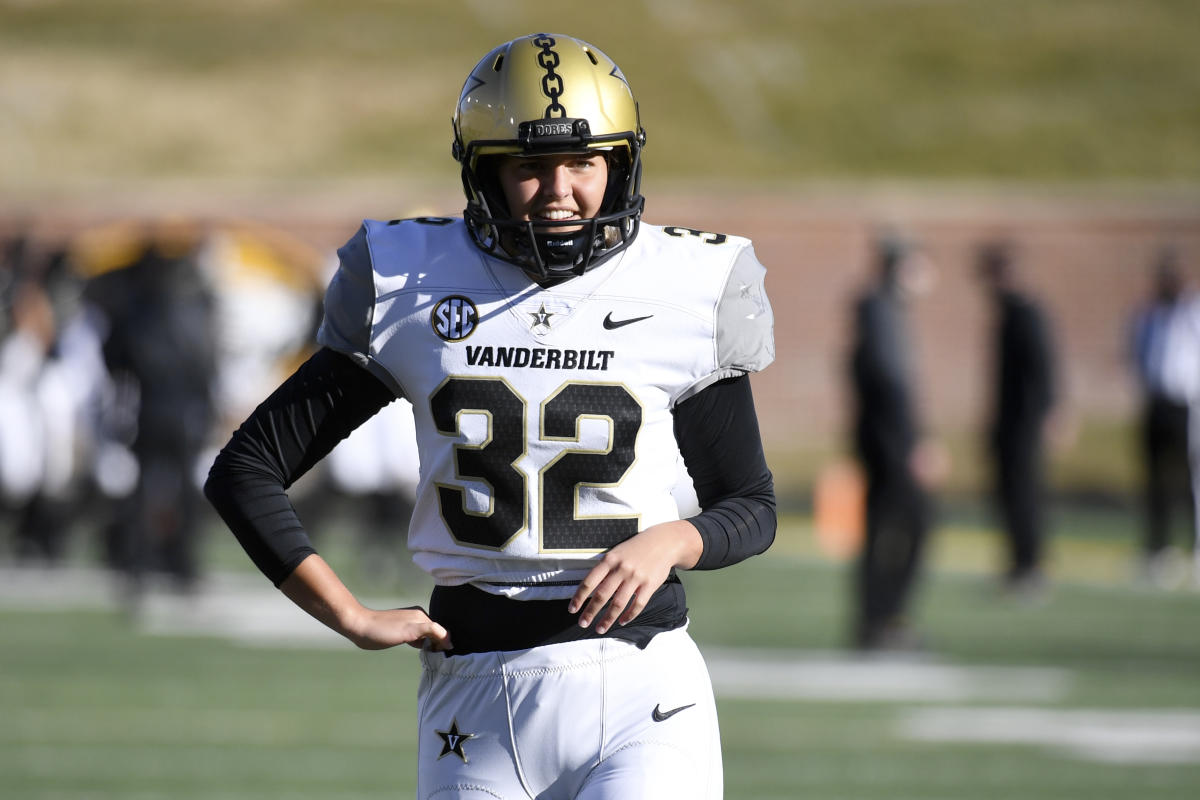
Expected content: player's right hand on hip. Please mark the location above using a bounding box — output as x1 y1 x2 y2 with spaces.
348 606 453 652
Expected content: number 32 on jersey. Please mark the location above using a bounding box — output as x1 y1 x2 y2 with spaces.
430 376 642 553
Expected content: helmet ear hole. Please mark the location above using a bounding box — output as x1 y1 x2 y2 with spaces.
601 150 632 213
473 155 511 219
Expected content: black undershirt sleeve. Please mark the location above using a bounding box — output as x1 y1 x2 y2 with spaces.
673 374 778 570
203 348 397 586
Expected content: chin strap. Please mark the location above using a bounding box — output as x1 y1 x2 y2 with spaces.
534 227 602 272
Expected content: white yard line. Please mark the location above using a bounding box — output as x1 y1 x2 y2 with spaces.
901 707 1200 764
704 646 1070 704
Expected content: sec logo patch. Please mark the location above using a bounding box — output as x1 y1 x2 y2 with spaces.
432 295 478 341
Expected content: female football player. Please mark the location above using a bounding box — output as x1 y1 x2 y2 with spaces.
206 32 776 799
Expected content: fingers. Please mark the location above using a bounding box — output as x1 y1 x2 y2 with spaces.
414 620 454 652
584 584 639 635
615 593 645 627
354 607 453 651
570 559 652 635
399 605 453 651
568 573 596 616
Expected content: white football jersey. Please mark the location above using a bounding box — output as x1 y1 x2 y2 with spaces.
319 217 774 598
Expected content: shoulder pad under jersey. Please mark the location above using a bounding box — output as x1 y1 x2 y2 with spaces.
317 223 376 368
716 243 775 374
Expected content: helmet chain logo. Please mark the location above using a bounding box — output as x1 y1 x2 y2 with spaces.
532 35 567 118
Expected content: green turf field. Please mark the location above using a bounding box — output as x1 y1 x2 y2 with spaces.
3 513 1198 799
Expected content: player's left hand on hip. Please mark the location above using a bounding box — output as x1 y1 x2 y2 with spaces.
569 520 702 634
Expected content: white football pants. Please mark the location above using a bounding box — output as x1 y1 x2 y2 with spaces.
416 624 722 799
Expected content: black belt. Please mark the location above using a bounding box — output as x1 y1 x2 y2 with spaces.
429 573 687 656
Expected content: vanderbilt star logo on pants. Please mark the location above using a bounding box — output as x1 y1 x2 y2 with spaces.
436 718 476 762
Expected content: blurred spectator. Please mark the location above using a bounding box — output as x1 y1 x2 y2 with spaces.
83 221 219 593
848 234 942 651
1 234 108 563
977 240 1058 599
1128 246 1200 586
195 221 329 438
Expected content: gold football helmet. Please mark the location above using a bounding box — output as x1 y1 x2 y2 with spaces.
452 33 646 280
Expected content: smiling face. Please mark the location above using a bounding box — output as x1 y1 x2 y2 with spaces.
496 152 610 232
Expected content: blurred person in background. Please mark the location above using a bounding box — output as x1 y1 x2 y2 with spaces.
84 221 219 595
0 232 109 565
1129 245 1200 586
0 233 61 556
977 240 1058 600
196 221 329 440
848 233 943 652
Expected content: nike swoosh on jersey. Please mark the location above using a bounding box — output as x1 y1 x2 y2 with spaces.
603 312 654 329
651 703 696 722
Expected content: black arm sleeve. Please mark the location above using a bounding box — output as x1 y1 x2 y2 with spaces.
203 347 397 586
673 374 777 570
